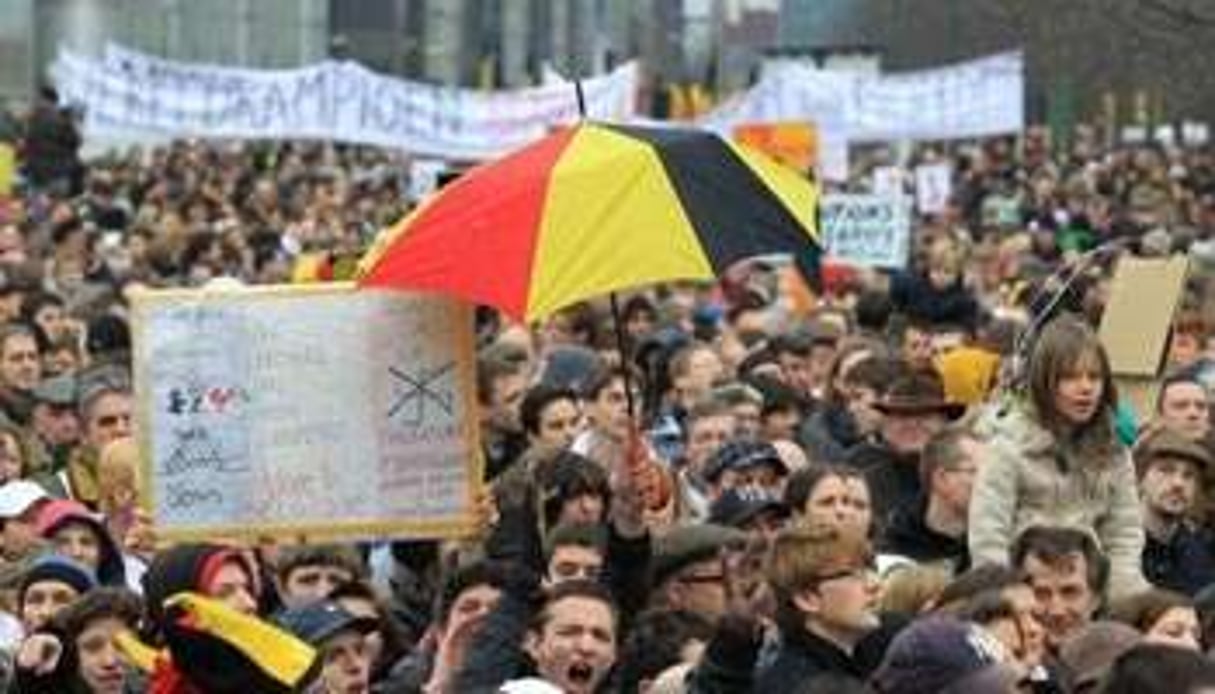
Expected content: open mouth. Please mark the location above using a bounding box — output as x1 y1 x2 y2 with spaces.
567 661 596 687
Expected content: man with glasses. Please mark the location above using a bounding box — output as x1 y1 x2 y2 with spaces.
648 523 747 622
757 524 887 689
880 427 983 573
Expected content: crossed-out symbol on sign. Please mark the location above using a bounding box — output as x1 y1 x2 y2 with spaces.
387 363 455 425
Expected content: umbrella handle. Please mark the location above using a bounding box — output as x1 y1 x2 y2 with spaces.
608 291 637 424
609 291 670 511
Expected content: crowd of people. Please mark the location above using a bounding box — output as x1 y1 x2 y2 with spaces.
3 86 1215 693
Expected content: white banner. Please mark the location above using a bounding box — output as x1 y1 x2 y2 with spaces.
820 194 913 269
701 52 1024 143
52 44 639 160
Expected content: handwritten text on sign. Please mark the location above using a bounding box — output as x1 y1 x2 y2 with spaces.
133 286 479 541
820 194 913 269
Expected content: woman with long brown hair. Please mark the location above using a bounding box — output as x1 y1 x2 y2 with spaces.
969 314 1146 596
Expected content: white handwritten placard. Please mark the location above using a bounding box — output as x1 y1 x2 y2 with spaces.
820 194 913 269
132 284 480 542
914 162 952 214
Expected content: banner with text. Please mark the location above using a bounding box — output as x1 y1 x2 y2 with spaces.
52 44 638 161
701 52 1024 143
820 194 913 269
133 284 480 541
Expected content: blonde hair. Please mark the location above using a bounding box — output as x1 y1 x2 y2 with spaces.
97 437 141 514
767 523 870 625
878 563 951 614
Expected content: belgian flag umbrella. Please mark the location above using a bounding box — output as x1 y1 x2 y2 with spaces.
357 121 819 322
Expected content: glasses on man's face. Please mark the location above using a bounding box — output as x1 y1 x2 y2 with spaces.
813 562 878 587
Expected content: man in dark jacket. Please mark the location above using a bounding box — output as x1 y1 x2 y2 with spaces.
756 524 896 689
847 371 963 530
880 428 982 573
1135 427 1215 595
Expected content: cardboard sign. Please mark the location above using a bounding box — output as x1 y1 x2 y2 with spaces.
914 162 952 214
820 194 913 269
1099 255 1190 377
733 122 818 173
132 284 481 542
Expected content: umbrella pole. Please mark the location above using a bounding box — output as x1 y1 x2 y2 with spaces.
608 291 638 425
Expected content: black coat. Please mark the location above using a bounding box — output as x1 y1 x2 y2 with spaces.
879 497 970 573
753 614 906 692
22 105 81 187
798 404 863 465
1143 523 1215 596
846 441 922 532
890 271 979 330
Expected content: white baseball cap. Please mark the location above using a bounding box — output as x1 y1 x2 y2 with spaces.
0 481 49 519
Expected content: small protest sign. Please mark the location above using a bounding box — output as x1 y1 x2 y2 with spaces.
132 284 480 542
914 162 952 214
872 166 905 197
820 194 913 269
733 121 818 173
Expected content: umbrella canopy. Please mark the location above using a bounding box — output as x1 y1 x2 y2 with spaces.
358 121 818 322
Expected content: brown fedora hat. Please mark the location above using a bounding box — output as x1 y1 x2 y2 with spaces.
873 371 967 419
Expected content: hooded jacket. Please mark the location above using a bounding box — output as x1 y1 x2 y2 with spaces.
35 499 126 587
131 544 312 694
968 405 1147 597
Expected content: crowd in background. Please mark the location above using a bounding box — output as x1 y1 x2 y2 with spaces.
1 86 1215 692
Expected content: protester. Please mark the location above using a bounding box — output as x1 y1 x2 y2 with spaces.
1098 644 1215 694
757 524 888 688
1011 527 1107 652
17 554 96 635
970 316 1147 597
273 544 367 611
1109 587 1203 651
13 586 140 694
880 426 983 573
1133 427 1215 594
783 465 874 539
1154 372 1213 443
277 600 378 694
849 369 963 528
7 74 1215 693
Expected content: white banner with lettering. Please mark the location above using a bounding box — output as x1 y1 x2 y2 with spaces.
701 52 1024 143
51 44 639 161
